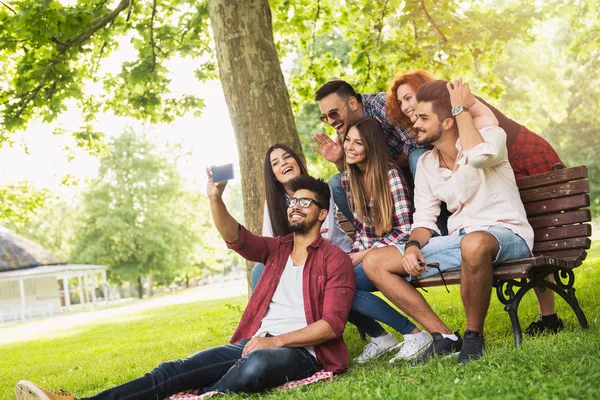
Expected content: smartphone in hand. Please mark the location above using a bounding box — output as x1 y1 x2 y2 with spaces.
211 163 234 183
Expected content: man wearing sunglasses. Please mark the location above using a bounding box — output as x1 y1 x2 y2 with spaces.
312 80 417 224
15 173 355 400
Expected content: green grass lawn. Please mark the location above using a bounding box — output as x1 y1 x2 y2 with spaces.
2 241 599 400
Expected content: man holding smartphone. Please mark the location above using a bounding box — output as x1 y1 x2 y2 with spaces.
15 170 354 400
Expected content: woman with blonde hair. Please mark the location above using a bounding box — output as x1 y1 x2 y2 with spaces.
341 116 432 363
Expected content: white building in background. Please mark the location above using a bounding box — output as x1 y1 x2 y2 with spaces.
0 226 113 324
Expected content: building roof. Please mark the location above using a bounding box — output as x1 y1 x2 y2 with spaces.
0 225 66 272
0 264 108 283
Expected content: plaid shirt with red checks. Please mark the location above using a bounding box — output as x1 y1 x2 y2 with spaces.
341 165 412 252
508 125 564 178
362 93 416 159
227 225 354 373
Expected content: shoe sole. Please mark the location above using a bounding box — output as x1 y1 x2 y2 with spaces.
15 381 49 400
355 342 403 364
389 340 434 363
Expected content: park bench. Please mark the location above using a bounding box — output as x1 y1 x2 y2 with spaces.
338 165 592 347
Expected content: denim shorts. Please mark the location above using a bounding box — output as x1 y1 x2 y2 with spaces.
395 226 531 281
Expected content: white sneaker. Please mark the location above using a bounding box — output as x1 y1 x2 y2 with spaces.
354 333 400 364
389 331 433 363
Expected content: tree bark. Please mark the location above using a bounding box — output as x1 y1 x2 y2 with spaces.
207 0 304 288
137 276 144 299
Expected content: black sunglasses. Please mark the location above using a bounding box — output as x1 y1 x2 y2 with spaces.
412 262 450 293
319 99 350 123
286 197 325 209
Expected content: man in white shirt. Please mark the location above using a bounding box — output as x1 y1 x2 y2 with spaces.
361 80 533 364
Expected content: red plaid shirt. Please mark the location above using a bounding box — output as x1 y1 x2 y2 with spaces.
227 225 355 373
477 97 563 178
508 125 563 178
341 165 412 252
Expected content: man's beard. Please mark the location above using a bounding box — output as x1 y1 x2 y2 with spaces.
289 216 318 234
416 124 443 146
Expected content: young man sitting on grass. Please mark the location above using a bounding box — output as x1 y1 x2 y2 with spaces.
15 173 355 400
362 80 534 365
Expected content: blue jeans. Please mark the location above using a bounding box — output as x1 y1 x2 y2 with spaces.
351 263 416 336
251 263 415 338
396 226 531 281
83 338 317 400
328 173 354 226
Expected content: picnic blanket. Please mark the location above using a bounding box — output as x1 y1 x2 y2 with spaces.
169 371 334 399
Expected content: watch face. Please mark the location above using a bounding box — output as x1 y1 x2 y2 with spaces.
452 104 463 116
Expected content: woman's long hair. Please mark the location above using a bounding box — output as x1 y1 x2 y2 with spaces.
263 144 308 237
386 69 436 129
345 117 395 237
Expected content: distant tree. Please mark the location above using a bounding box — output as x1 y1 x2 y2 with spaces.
70 128 198 298
1 195 79 259
0 182 48 227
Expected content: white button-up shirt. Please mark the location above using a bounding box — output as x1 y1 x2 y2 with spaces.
413 126 534 251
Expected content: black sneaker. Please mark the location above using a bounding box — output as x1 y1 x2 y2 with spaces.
525 315 564 336
412 331 462 365
458 330 485 364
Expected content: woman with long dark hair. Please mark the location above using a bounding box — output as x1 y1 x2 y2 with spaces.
341 117 432 363
256 144 414 363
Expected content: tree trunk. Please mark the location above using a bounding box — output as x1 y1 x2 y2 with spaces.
207 0 305 291
147 274 154 297
137 276 144 299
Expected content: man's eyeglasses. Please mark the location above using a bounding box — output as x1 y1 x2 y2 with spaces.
286 197 325 209
319 99 350 123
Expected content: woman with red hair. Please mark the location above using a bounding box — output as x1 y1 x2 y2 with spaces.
386 70 564 180
386 70 565 336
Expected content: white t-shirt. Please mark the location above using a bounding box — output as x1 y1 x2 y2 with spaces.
254 256 315 357
262 187 352 253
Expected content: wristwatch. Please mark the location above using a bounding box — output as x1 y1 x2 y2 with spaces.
451 104 470 116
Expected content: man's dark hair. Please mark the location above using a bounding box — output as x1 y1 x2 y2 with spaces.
416 80 453 121
289 175 330 211
314 80 363 103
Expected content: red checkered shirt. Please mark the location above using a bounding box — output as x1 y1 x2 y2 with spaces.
341 165 412 252
227 225 355 373
508 125 564 178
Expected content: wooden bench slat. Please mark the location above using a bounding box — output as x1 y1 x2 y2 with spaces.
525 194 590 217
520 180 590 203
410 257 548 288
533 237 591 254
540 249 587 261
528 209 591 229
517 166 588 190
339 221 355 234
533 224 592 243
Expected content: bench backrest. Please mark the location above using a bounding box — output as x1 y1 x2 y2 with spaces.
517 165 592 267
337 165 592 268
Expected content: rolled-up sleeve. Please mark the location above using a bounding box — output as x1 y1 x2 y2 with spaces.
320 253 355 337
412 156 442 235
459 127 507 169
226 224 276 264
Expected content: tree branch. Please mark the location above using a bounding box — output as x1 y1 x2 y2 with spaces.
0 0 16 14
149 0 157 71
8 0 132 125
310 0 321 54
60 0 131 52
375 0 390 47
420 0 447 44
